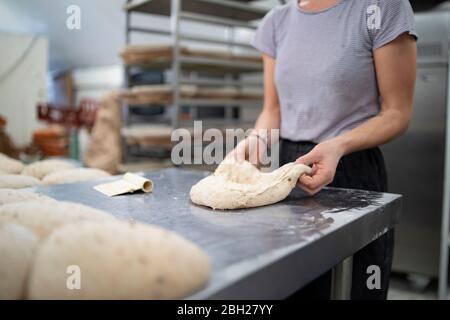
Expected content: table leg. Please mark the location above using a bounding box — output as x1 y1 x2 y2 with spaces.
331 256 353 300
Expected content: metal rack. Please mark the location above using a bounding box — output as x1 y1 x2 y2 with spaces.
122 0 268 162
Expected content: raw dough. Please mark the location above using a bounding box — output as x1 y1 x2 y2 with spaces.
0 174 42 189
0 189 53 205
0 223 38 299
0 153 24 174
190 160 312 210
0 201 116 239
42 168 111 185
22 159 76 179
28 220 210 299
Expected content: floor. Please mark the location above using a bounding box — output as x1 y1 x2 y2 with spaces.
387 273 443 300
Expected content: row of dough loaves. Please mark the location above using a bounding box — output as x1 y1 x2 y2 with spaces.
0 188 210 299
0 154 111 188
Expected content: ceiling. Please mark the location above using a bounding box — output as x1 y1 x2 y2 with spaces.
0 0 448 73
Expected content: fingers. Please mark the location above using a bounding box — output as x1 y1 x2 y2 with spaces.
297 174 325 195
297 167 334 195
297 182 323 196
299 173 328 190
295 148 320 166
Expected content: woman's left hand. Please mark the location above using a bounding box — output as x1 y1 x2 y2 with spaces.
295 140 345 195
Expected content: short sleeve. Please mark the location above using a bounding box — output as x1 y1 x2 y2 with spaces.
370 0 418 50
251 10 277 58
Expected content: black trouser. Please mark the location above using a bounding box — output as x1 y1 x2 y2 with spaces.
280 139 395 300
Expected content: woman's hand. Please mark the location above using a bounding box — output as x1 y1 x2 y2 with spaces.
295 139 345 195
226 134 267 167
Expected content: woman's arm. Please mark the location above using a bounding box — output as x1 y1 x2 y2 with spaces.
297 33 417 195
228 54 281 164
255 54 281 131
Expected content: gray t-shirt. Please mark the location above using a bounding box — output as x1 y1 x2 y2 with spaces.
251 0 417 143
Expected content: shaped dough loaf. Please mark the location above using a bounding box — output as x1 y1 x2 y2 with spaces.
0 200 116 239
0 189 53 205
0 223 38 299
0 153 24 174
42 168 111 185
22 159 75 180
0 174 42 189
28 220 210 299
190 160 312 210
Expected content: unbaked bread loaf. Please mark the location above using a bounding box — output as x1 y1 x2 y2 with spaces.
22 159 76 179
0 174 42 189
28 220 210 299
0 189 53 205
42 168 111 185
0 201 116 239
0 223 38 299
0 153 24 174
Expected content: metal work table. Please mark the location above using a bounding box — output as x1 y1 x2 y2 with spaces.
35 168 402 300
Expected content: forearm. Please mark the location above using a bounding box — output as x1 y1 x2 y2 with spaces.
254 107 280 131
331 105 411 157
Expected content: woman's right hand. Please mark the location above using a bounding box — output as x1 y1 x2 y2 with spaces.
226 134 266 167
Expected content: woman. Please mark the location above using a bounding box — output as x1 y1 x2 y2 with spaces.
231 0 417 299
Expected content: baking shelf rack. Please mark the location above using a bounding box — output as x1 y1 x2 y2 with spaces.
122 0 268 164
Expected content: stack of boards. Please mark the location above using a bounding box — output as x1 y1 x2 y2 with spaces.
0 153 112 189
121 84 263 106
120 44 263 66
0 189 210 299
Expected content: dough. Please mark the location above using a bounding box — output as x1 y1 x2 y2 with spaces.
0 201 116 239
22 159 76 180
28 220 210 299
0 189 53 205
190 160 312 210
0 153 24 174
42 168 111 185
0 223 38 299
0 174 42 189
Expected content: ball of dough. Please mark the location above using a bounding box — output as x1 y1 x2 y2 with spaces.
0 223 38 299
0 189 54 206
22 159 76 180
0 174 42 189
42 168 111 185
28 220 210 299
0 201 116 240
0 153 24 174
190 160 312 210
